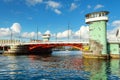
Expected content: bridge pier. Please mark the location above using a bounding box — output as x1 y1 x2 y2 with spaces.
3 45 30 55
3 44 52 56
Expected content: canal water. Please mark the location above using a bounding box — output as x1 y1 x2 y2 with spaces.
0 51 120 80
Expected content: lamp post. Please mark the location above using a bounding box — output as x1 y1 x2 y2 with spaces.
10 29 13 43
68 24 70 41
56 33 57 42
79 30 81 41
36 26 38 41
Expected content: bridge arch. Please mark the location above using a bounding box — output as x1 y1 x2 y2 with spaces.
29 43 84 51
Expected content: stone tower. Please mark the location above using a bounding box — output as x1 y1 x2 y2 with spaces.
85 11 109 58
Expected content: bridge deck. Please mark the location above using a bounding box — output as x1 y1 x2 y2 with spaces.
0 41 89 46
1 40 120 46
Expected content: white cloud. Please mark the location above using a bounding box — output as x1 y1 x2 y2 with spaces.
57 30 73 38
44 30 51 34
20 26 89 41
38 32 42 36
22 32 30 38
94 4 104 10
30 32 36 37
26 0 62 14
87 5 91 9
54 9 61 15
26 0 43 6
107 20 120 41
46 1 62 14
107 29 117 41
54 26 89 40
70 3 77 11
46 1 61 9
22 31 42 39
22 32 35 38
10 23 21 33
74 26 89 39
112 20 120 27
0 28 10 37
0 23 21 37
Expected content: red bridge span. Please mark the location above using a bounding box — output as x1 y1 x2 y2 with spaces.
1 41 89 55
23 41 89 51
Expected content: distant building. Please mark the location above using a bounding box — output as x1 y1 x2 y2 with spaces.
42 34 51 42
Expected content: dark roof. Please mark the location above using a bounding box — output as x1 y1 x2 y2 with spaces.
85 11 109 17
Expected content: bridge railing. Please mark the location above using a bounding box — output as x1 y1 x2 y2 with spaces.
51 39 89 42
108 40 120 43
22 40 89 45
0 40 22 46
0 39 89 46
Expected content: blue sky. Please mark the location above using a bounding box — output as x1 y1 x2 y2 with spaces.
0 0 120 41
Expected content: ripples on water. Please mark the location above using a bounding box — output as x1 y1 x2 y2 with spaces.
0 51 120 80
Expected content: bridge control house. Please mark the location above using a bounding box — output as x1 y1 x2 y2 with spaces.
84 11 120 59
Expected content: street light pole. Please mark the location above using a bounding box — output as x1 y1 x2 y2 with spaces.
79 30 81 41
36 26 38 41
10 30 12 43
68 24 70 41
56 33 57 42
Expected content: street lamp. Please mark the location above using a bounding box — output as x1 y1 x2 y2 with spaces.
10 29 13 43
55 33 57 42
68 24 70 41
36 26 38 41
79 30 81 41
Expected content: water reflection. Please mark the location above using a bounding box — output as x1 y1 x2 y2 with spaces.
28 51 120 80
83 59 107 80
109 59 120 80
27 52 120 80
0 51 120 79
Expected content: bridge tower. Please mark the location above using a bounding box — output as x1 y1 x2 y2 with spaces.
85 11 109 58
